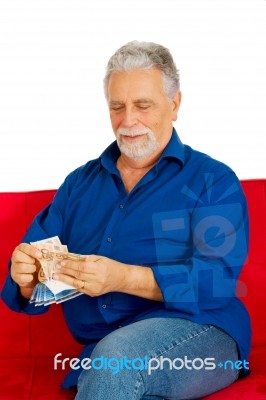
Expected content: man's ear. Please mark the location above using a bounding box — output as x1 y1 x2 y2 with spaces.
172 91 182 121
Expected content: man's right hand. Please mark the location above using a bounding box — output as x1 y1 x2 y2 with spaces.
11 243 42 299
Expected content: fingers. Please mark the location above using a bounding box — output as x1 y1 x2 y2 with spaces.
11 243 42 288
53 264 88 281
52 271 84 291
53 272 100 297
16 271 36 286
53 256 97 291
12 243 42 264
56 255 101 276
11 264 37 287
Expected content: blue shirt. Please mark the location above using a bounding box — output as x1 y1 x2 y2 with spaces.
1 129 251 387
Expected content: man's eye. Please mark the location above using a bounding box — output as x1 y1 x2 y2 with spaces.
110 106 123 111
138 105 150 110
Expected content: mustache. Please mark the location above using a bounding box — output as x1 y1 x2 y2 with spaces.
117 128 152 137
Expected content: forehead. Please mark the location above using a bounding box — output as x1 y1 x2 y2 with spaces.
107 68 165 101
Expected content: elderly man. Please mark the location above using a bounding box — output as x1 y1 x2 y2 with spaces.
2 41 251 399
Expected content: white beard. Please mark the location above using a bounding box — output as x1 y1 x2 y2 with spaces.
116 127 158 159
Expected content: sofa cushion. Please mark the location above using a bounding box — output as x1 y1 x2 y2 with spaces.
0 358 76 400
0 301 30 358
237 263 266 347
203 346 266 399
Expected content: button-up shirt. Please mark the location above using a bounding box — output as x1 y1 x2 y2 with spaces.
1 129 251 387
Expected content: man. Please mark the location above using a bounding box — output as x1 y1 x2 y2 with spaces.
1 41 251 399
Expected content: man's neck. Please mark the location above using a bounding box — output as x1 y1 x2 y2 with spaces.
116 154 160 193
116 153 159 173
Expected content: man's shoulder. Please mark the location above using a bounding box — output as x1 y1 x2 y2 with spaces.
184 144 235 176
73 157 101 176
62 157 102 189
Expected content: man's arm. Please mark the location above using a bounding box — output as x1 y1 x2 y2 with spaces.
119 263 164 301
53 255 163 301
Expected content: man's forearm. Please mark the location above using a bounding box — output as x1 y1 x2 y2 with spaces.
119 264 163 302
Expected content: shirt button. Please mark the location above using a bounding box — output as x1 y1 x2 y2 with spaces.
102 304 107 309
119 204 124 209
107 237 112 243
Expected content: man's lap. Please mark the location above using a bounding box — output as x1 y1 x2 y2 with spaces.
76 318 239 399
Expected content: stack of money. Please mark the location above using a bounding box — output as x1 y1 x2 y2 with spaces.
29 236 85 306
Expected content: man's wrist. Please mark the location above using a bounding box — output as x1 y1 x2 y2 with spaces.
19 286 34 300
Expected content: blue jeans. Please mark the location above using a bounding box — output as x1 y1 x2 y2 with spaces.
75 318 239 400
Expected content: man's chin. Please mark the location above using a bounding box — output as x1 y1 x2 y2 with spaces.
118 143 157 160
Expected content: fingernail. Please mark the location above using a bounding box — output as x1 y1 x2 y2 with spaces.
52 273 58 280
35 251 42 258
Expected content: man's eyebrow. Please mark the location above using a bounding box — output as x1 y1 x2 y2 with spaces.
109 100 124 107
133 98 155 105
109 98 155 107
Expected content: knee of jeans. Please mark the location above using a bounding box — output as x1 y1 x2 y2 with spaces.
91 330 132 360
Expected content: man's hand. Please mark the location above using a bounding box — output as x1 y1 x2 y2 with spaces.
11 243 42 299
53 255 163 301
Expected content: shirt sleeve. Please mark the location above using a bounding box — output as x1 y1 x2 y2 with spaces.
150 168 249 315
0 272 50 314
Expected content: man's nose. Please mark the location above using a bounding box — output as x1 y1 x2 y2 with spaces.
121 108 138 127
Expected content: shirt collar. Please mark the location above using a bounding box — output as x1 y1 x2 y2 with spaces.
160 128 185 164
100 127 185 173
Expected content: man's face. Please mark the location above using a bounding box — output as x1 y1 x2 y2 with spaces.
107 68 181 160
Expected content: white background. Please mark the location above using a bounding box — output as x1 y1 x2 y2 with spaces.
0 0 265 191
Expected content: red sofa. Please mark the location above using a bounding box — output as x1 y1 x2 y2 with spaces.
0 180 265 400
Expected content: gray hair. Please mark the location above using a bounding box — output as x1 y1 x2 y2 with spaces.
103 41 180 100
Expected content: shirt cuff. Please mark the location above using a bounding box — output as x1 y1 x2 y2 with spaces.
150 264 200 315
1 273 48 315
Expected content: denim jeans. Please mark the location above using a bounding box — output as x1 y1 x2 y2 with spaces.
75 318 239 400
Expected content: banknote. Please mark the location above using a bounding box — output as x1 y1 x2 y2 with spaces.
29 236 85 306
